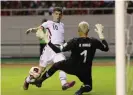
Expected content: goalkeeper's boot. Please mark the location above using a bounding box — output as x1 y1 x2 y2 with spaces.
23 79 29 90
35 81 42 88
75 90 82 95
62 81 76 90
74 86 83 95
31 79 42 88
75 85 92 95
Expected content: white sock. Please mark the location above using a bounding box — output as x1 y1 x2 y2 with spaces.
59 71 67 86
26 76 31 83
26 75 36 83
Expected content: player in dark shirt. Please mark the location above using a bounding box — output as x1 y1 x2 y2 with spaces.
33 21 109 95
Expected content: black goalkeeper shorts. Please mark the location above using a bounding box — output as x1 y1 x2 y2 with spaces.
55 60 92 86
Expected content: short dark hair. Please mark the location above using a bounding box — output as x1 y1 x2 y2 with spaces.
42 18 47 23
53 7 63 14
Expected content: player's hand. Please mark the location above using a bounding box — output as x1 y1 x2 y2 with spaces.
26 28 33 34
26 28 38 34
94 24 105 39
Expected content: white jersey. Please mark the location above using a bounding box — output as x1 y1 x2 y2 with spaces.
41 20 64 45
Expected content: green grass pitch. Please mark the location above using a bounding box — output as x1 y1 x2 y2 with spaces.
1 65 116 95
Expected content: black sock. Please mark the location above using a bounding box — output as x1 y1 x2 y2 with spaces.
39 71 49 82
40 65 58 82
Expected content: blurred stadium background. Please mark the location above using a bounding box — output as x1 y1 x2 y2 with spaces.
1 0 133 58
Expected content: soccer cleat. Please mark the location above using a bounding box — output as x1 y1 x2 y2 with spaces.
75 89 82 95
62 81 76 90
35 81 42 88
23 80 29 90
31 80 42 88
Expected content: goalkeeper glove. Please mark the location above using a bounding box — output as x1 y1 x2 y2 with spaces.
94 24 105 40
36 28 49 43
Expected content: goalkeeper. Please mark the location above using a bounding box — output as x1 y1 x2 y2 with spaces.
32 22 109 95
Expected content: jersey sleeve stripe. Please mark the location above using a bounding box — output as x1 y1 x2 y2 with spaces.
46 28 52 39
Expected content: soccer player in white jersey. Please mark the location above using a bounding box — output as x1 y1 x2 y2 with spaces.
23 7 75 90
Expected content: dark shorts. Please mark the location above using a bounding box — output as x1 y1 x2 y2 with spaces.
76 72 92 87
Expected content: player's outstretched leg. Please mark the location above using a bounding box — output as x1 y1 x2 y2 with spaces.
59 71 75 90
23 78 29 90
62 81 76 90
32 64 59 87
33 62 76 90
23 67 42 90
30 79 42 88
75 85 92 95
23 76 33 90
23 76 42 90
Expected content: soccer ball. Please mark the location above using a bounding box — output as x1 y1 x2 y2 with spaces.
29 67 41 79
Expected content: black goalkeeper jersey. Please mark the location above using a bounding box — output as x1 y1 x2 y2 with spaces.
63 37 109 67
48 37 109 67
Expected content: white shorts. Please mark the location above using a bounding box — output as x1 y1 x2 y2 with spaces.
39 44 66 67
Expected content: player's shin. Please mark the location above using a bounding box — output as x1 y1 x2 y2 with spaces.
59 71 67 86
39 64 58 82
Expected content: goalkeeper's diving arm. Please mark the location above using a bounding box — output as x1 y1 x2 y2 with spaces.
48 39 75 53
